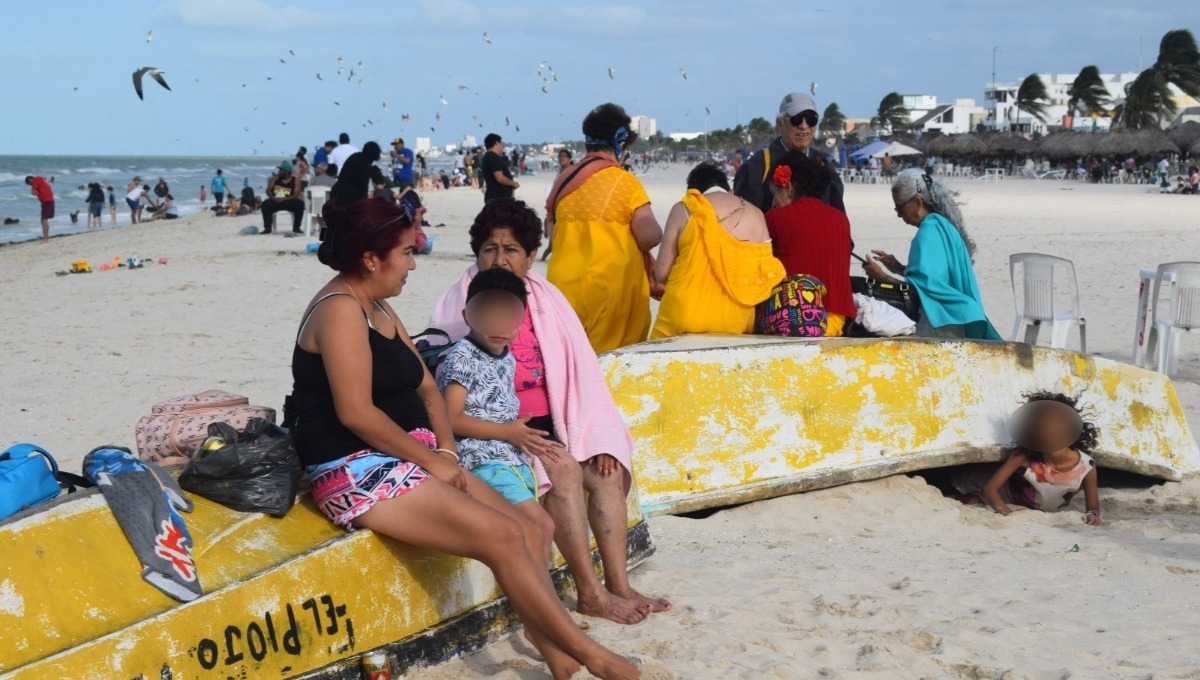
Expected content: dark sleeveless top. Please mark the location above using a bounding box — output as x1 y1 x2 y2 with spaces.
289 293 431 467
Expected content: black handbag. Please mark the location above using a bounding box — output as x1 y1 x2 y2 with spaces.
850 275 920 321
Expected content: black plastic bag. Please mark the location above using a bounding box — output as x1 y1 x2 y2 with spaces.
179 418 301 517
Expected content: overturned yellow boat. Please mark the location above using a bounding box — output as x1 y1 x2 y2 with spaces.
601 336 1200 517
4 335 1197 677
0 483 652 678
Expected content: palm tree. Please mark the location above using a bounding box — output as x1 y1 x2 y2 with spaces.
873 92 908 134
1012 73 1050 132
1117 70 1171 129
819 102 846 137
1121 29 1200 128
1067 65 1111 118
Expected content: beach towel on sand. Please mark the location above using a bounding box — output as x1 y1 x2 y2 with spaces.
84 446 201 602
430 266 634 496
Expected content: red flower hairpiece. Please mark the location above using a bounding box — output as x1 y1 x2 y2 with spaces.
772 165 792 187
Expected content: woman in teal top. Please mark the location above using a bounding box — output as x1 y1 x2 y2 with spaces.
863 169 1001 340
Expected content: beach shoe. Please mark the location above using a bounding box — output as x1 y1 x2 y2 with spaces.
158 257 168 265
239 225 259 235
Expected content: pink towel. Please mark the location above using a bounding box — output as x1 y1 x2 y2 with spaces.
430 265 634 495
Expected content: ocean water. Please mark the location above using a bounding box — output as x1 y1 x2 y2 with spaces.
0 155 288 244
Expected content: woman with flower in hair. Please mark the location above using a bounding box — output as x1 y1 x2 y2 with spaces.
765 150 856 336
651 163 784 339
544 103 663 353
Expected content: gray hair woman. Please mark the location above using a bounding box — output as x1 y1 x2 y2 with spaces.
862 169 1001 340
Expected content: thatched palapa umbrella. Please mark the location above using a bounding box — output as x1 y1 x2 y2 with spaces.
986 134 1036 156
950 133 986 156
1036 132 1089 161
1168 121 1200 155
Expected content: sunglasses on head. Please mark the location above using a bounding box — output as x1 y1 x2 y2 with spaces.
788 111 819 128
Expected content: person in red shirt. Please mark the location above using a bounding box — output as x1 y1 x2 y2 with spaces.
765 151 855 336
25 175 55 241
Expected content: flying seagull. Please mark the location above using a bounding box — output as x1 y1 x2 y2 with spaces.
482 32 491 44
382 101 388 111
279 58 286 64
357 61 364 70
515 124 521 133
537 61 546 71
607 68 615 79
810 81 817 95
435 111 443 121
541 84 549 94
333 100 340 106
146 30 153 43
440 94 448 106
680 68 687 80
337 56 344 64
316 72 323 80
132 67 171 100
505 116 510 126
401 113 411 121
457 84 469 91
705 107 711 115
289 49 295 56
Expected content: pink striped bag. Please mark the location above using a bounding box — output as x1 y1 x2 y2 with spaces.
135 390 276 468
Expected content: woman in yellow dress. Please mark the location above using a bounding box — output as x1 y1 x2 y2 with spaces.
651 164 785 339
544 103 663 354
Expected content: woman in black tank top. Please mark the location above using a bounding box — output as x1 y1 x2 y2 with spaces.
289 198 638 680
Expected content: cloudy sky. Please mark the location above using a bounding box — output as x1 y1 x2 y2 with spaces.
3 1 1196 156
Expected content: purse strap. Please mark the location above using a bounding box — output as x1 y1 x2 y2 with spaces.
1 443 58 476
0 443 95 491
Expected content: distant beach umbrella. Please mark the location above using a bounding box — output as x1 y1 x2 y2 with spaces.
1168 121 1200 154
132 67 171 100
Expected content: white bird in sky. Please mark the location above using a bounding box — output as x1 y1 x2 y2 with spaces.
435 111 443 121
382 101 388 111
145 30 153 43
131 67 171 100
537 60 546 71
810 81 818 95
357 61 364 70
541 84 549 94
337 56 344 64
440 94 448 106
680 68 687 80
607 68 615 79
482 32 491 44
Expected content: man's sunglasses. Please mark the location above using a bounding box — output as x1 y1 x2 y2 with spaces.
788 111 820 128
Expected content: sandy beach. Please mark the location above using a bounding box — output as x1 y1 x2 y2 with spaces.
4 168 1200 678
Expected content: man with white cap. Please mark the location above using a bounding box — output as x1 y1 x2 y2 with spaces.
734 91 845 215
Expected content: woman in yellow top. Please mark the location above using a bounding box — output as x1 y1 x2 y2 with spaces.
544 103 663 354
652 164 785 339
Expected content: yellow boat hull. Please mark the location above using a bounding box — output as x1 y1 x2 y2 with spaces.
0 484 651 678
601 336 1200 517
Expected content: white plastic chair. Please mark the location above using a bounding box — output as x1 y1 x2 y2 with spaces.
1009 253 1087 353
305 186 329 237
1145 262 1200 375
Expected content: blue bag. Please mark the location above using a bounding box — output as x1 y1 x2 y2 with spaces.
0 444 93 521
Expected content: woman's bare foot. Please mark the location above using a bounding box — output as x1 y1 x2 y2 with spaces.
610 586 671 614
577 589 648 625
585 651 641 680
523 628 582 680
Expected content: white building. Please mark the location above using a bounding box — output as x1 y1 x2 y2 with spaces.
982 72 1140 134
905 96 987 135
414 137 432 153
630 115 657 138
667 132 703 142
458 134 478 149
